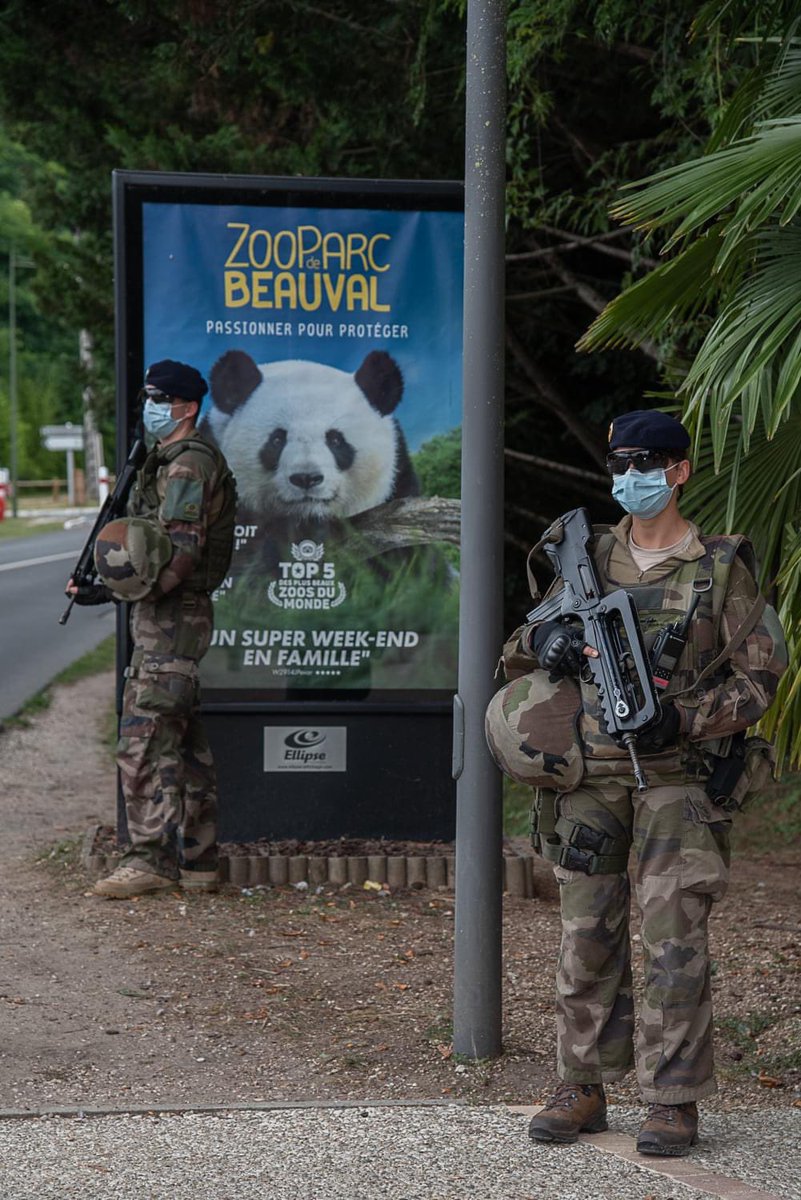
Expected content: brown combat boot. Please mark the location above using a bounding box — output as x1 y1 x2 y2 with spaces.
636 1102 698 1156
528 1082 608 1144
92 864 176 899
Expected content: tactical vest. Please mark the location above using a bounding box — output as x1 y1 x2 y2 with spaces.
129 436 237 593
579 529 758 763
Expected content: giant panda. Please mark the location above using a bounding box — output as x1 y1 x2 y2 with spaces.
201 348 419 522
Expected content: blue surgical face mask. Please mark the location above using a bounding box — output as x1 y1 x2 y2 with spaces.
143 398 181 439
611 465 678 519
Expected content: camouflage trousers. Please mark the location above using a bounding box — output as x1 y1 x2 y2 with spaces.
546 774 731 1104
117 648 218 880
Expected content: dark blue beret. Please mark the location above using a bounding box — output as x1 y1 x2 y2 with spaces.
145 360 208 403
608 409 690 452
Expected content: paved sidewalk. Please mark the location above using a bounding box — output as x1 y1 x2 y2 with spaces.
0 1102 797 1200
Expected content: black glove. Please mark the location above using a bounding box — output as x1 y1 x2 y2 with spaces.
529 620 582 677
637 700 682 753
71 583 115 607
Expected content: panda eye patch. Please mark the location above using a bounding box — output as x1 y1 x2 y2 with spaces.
325 428 356 470
260 427 288 472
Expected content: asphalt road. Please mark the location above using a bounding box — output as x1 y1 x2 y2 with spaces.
0 522 117 721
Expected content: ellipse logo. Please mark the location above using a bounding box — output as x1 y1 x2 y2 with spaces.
264 726 347 773
284 729 326 749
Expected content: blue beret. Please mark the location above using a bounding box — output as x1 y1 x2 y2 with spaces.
145 360 208 403
608 409 690 452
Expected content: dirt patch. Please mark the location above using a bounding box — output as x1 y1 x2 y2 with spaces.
0 670 799 1113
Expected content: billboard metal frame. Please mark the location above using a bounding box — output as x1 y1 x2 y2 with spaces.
113 170 464 718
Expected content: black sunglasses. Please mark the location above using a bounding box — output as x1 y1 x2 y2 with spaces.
605 449 677 476
138 386 176 407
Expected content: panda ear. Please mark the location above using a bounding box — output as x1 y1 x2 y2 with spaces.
210 350 263 414
354 351 404 416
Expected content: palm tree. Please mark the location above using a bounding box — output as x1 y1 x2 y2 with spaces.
578 5 801 765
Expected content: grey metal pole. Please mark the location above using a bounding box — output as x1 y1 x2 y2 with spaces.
452 0 507 1060
9 245 19 519
66 448 75 505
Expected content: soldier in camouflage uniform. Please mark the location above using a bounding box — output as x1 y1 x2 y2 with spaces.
514 411 787 1156
71 360 235 900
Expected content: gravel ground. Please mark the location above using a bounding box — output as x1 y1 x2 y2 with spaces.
0 1104 774 1200
608 1105 801 1197
1 671 800 1200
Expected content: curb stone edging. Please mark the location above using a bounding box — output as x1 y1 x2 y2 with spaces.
82 834 545 897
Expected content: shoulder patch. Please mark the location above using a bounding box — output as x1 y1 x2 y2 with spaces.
162 477 204 523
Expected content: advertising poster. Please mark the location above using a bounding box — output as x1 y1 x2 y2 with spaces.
138 187 463 702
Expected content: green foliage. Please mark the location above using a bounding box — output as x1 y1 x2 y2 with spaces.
0 1 466 453
413 428 461 499
3 0 789 640
731 772 801 854
578 7 801 762
0 126 103 471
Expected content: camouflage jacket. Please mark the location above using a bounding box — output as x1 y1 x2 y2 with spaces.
127 433 231 598
125 432 234 661
520 515 788 774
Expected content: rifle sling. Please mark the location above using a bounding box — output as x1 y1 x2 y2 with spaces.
672 592 765 698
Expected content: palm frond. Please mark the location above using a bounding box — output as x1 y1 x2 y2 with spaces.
612 119 801 266
760 532 801 763
685 412 801 588
577 230 727 353
691 2 792 48
758 45 801 116
680 225 801 459
706 68 765 151
579 17 801 766
687 420 801 767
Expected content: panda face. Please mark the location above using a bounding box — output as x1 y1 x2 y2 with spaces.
207 354 404 520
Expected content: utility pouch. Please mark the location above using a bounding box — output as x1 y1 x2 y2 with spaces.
706 734 775 813
530 788 557 857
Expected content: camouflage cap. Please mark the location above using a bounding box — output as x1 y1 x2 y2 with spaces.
95 518 172 601
485 670 584 791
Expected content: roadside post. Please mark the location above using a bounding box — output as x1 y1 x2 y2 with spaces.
40 424 85 506
97 465 110 504
452 0 507 1059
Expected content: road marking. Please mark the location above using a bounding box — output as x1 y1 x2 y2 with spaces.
0 551 78 573
511 1106 785 1200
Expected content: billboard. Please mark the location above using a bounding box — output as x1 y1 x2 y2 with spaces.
117 173 463 707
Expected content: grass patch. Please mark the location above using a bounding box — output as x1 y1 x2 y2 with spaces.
55 633 117 686
4 634 116 728
36 835 83 874
0 517 68 540
718 1011 775 1048
425 1016 454 1045
717 1010 801 1078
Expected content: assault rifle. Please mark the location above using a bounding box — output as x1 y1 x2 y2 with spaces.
525 506 660 791
59 434 148 625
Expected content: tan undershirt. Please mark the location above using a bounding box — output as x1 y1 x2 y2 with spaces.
628 526 694 572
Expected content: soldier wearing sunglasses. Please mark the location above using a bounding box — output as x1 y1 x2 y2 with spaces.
77 360 236 900
525 409 786 1156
